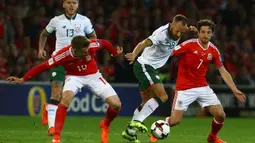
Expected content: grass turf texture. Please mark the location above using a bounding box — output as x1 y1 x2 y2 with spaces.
0 116 254 143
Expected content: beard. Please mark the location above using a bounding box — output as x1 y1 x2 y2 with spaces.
201 39 209 44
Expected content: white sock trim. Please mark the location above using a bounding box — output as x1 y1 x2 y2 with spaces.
213 118 224 124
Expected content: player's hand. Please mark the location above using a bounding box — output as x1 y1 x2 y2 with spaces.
6 77 24 84
125 52 136 64
116 46 123 55
38 49 47 59
111 46 123 57
188 26 198 32
233 89 246 102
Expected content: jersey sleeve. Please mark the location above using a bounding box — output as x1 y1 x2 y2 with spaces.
213 48 223 67
84 18 94 35
45 17 56 33
148 30 164 45
23 59 56 81
89 39 118 56
172 40 191 56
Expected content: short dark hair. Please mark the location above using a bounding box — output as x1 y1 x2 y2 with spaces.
197 19 216 32
71 36 90 50
173 14 188 25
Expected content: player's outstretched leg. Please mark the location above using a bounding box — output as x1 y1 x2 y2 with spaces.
206 105 226 143
100 95 121 143
51 91 74 143
131 84 168 132
44 80 63 136
121 105 142 142
46 99 60 136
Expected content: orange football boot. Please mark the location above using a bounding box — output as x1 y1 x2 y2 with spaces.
100 120 110 143
149 134 158 142
207 135 226 143
51 135 60 143
48 127 55 136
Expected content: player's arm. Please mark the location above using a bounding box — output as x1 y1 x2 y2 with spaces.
38 29 50 58
6 60 56 84
218 66 238 91
125 39 152 64
84 19 97 39
217 66 245 102
171 40 191 56
38 18 55 59
214 49 246 102
94 39 122 56
134 39 152 58
87 31 97 39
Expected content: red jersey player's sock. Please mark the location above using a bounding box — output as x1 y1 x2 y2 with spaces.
210 118 224 136
104 106 120 126
54 104 68 136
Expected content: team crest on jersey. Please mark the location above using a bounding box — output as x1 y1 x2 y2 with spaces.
207 53 212 60
74 24 81 32
168 42 176 50
86 55 91 61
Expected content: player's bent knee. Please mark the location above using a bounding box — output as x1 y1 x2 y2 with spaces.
112 97 121 111
112 102 121 111
105 95 122 111
215 111 226 120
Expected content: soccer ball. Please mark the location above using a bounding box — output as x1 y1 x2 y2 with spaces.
151 120 170 140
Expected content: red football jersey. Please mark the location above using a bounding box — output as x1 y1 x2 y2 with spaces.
173 39 223 90
23 39 117 81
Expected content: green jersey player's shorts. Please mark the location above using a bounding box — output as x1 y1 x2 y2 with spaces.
133 60 161 92
50 66 65 82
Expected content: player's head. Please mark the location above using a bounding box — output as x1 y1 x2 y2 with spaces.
71 35 91 58
170 14 188 40
63 0 79 16
197 19 216 44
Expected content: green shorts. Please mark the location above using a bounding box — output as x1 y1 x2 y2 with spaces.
50 66 65 82
133 61 161 92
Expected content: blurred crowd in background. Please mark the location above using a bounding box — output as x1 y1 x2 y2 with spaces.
0 0 255 85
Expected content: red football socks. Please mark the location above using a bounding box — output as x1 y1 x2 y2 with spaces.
104 106 119 126
54 104 68 136
210 118 224 136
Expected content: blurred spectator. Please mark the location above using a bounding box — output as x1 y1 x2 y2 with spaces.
0 7 14 45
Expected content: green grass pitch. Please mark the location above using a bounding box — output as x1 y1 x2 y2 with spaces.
0 116 254 143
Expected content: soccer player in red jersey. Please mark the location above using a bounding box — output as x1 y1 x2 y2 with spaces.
7 36 123 143
151 19 246 143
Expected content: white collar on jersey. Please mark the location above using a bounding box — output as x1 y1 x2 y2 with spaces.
65 13 77 20
69 47 76 58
